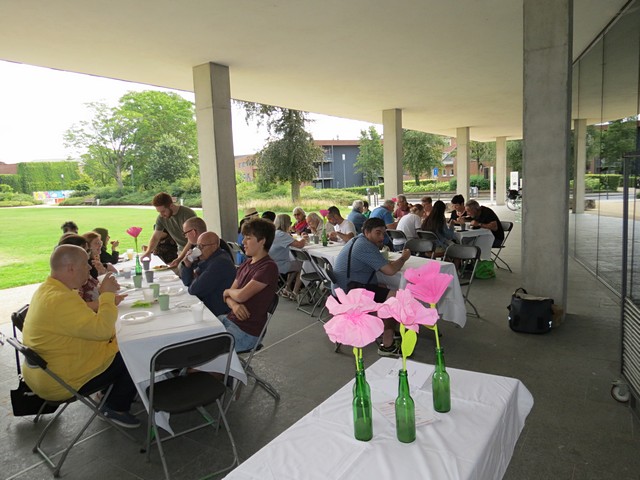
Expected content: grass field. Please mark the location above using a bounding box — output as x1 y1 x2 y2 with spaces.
0 206 202 290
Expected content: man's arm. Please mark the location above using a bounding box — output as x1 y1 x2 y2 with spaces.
171 242 192 267
140 230 167 259
379 249 411 276
223 279 268 304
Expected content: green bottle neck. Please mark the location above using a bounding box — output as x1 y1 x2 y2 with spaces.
398 370 410 396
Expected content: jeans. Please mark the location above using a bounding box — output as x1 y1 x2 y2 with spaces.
218 314 260 352
78 352 137 412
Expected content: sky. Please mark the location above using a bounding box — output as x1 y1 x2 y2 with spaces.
0 60 380 163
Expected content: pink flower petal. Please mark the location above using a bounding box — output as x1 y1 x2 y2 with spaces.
323 288 384 347
126 226 143 238
404 262 453 304
379 289 440 330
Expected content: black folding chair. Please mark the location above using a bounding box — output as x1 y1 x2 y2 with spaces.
308 254 336 321
386 229 407 251
225 241 244 266
7 337 135 478
290 248 324 315
144 332 239 480
405 238 435 258
444 244 481 317
235 295 280 400
492 221 514 272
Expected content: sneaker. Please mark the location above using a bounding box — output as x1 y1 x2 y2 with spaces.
378 343 401 358
101 406 141 429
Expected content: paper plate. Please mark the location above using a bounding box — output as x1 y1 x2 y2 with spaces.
158 275 180 283
162 286 186 296
120 311 154 324
152 265 171 272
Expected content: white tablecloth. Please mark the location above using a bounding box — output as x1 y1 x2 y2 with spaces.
224 357 534 480
303 243 468 327
454 228 494 261
116 263 246 433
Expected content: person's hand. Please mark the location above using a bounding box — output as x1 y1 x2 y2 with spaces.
400 249 411 261
169 258 182 268
106 263 118 273
99 273 119 294
328 231 338 241
115 293 128 306
110 240 119 250
470 220 480 227
231 303 250 321
140 250 151 260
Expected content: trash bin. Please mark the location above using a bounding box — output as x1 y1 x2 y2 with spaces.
470 186 478 197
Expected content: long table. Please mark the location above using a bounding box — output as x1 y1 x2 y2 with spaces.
115 259 246 433
224 357 534 480
453 227 494 260
303 243 468 328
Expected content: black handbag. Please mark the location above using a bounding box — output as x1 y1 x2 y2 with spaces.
10 378 58 417
507 288 554 334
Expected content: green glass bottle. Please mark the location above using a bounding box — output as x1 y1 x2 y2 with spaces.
353 358 371 396
395 369 416 443
321 226 328 246
432 348 451 413
353 369 373 441
135 254 143 276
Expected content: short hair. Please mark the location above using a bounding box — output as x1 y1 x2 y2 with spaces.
152 192 173 208
82 231 100 248
185 216 207 234
362 217 386 233
51 244 87 271
352 200 364 210
274 214 292 232
383 199 395 209
292 206 306 216
421 196 433 204
465 199 480 210
241 218 276 251
61 221 78 233
58 233 88 248
451 194 465 205
363 200 369 208
397 194 407 202
262 211 276 222
307 212 322 226
327 206 341 216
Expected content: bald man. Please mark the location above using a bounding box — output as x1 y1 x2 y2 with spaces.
21 245 140 428
171 216 234 268
180 231 236 316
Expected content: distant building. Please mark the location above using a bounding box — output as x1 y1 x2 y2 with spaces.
313 140 362 189
0 162 18 175
235 154 256 182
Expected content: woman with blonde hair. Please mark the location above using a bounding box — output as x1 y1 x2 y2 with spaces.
270 214 306 299
291 206 309 234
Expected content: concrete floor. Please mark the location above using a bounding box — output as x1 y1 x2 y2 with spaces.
1 207 639 480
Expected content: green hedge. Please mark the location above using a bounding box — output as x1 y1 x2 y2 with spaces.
585 174 621 191
0 174 21 192
17 162 81 193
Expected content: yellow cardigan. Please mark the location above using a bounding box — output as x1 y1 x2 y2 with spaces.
22 276 119 401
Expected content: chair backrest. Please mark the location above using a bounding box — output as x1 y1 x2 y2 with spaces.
226 241 244 265
444 244 481 262
310 254 335 286
386 229 407 241
290 247 312 264
219 239 235 262
416 230 439 242
405 238 434 255
12 304 29 333
239 295 279 358
7 336 47 369
151 332 234 373
498 221 514 247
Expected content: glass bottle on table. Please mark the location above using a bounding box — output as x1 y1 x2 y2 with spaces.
432 348 451 413
352 367 373 441
395 369 416 443
321 225 328 247
135 254 143 276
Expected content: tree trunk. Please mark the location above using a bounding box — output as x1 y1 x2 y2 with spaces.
414 175 420 186
291 181 300 203
115 164 123 189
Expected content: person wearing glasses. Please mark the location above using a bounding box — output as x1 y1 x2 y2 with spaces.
180 231 236 316
171 217 233 268
140 192 196 262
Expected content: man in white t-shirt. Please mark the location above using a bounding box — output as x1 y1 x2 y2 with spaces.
327 206 356 244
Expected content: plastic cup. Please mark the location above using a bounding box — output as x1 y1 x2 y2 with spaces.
121 267 131 279
313 235 319 245
142 288 155 302
133 275 142 288
150 283 160 298
158 294 170 311
142 258 151 271
144 270 154 283
126 249 134 261
191 302 205 322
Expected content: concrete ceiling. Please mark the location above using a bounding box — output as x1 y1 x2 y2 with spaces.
0 0 629 141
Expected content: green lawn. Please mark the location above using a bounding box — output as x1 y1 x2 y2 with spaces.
0 206 201 290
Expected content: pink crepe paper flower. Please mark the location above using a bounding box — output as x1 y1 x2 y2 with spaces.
319 209 329 218
391 197 397 203
126 226 143 251
323 288 384 348
378 289 439 332
404 261 454 305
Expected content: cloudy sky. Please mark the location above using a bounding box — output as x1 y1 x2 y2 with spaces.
0 60 379 163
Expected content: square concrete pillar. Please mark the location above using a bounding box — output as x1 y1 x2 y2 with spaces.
522 0 572 309
456 127 470 198
383 109 403 199
193 62 238 242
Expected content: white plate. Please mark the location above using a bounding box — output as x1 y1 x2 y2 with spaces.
161 286 186 296
120 311 154 324
158 275 180 283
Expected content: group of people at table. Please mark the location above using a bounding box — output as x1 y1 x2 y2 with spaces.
19 191 502 430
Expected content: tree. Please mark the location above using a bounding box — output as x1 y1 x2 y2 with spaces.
64 102 140 188
241 103 323 202
599 118 636 173
507 140 523 174
146 134 193 185
355 126 383 185
402 130 446 185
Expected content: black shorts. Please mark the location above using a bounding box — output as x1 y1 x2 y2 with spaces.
347 281 390 303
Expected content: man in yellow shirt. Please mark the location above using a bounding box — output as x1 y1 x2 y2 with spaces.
22 245 140 428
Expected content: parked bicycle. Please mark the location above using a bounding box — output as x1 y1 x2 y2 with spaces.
506 189 522 211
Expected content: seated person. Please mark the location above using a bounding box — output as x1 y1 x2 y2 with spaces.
61 221 78 235
262 211 276 222
270 214 306 299
395 204 424 250
333 218 411 357
421 200 455 254
393 194 411 219
421 196 433 217
305 212 323 236
180 231 236 316
347 200 367 234
221 218 279 352
93 227 120 265
465 199 505 247
327 205 356 244
448 194 469 226
291 207 309 234
174 217 233 267
22 245 139 428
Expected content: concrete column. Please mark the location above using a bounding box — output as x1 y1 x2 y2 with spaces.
456 127 470 198
522 0 572 310
573 118 587 213
192 62 237 242
383 109 403 199
496 136 507 205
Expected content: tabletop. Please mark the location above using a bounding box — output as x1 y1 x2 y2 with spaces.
224 357 534 480
453 227 494 261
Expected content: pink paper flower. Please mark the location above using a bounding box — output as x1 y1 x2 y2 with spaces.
378 289 439 332
404 261 454 305
323 288 384 348
391 197 397 203
126 226 143 251
319 209 329 218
